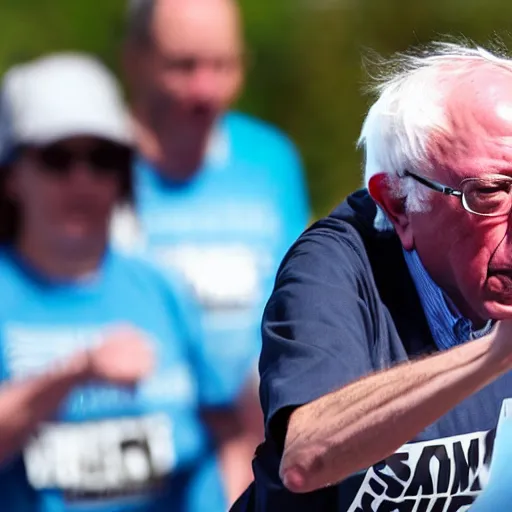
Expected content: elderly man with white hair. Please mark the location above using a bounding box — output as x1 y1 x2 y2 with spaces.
232 41 512 511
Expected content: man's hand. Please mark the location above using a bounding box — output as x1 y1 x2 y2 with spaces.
487 320 512 369
86 326 155 386
0 325 155 464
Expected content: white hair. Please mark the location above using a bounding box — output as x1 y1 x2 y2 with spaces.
358 41 512 231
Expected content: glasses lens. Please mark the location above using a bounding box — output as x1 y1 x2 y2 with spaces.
31 143 131 179
37 146 74 176
462 177 512 216
89 144 131 177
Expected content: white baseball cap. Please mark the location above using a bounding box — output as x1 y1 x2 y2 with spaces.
0 53 132 164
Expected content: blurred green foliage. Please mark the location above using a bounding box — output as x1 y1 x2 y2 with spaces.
1 0 512 217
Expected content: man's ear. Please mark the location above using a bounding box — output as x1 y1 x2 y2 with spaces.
368 173 414 250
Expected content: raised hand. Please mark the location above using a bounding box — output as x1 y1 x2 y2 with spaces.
86 326 155 386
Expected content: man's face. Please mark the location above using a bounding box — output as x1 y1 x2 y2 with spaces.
129 0 244 142
408 70 512 324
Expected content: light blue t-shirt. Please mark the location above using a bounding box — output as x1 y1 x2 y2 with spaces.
118 111 310 403
0 247 226 512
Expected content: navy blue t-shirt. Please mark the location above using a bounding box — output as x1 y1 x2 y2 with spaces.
233 190 512 511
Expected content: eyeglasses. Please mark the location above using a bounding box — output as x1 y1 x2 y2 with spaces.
25 142 132 179
403 170 512 217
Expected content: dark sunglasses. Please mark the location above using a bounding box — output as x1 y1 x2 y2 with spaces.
25 142 132 178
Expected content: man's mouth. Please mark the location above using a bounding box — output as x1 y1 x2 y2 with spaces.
487 269 512 299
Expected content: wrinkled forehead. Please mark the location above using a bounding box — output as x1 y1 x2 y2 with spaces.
428 62 512 179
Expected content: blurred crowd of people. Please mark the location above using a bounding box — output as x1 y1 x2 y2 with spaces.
0 0 310 511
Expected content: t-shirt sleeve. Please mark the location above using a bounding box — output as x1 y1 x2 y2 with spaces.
259 226 377 447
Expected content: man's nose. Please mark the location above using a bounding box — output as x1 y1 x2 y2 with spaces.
187 67 223 103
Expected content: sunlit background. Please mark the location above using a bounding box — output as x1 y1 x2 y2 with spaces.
1 0 512 217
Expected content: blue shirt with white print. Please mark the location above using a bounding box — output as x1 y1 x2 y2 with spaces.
123 111 310 404
0 246 226 512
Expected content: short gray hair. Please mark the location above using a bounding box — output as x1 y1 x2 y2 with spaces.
126 0 157 46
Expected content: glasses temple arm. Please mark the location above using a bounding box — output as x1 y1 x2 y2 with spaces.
403 170 462 197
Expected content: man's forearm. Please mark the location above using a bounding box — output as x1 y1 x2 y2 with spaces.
280 334 509 493
0 352 91 463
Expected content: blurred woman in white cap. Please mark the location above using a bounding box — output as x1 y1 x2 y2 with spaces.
0 53 232 512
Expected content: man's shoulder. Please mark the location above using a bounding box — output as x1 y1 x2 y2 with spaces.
106 248 175 302
281 190 426 336
271 190 389 309
304 190 435 357
223 111 299 155
323 189 380 237
108 248 183 292
107 247 198 317
295 189 395 268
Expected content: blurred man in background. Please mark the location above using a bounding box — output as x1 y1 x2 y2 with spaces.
116 0 311 503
